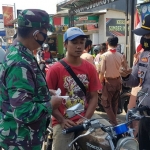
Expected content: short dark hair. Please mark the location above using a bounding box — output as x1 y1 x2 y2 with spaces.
85 39 92 49
101 43 107 51
107 36 118 47
17 27 45 38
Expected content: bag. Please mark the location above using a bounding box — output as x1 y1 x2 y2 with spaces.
60 60 86 95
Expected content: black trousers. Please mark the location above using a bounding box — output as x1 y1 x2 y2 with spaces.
138 117 150 150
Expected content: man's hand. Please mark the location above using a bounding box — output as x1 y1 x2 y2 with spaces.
61 119 76 129
49 89 56 96
50 96 62 110
76 118 86 125
120 55 132 77
41 60 45 63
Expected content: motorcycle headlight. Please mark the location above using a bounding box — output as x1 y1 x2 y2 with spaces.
116 137 139 150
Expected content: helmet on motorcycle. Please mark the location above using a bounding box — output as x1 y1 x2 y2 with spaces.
93 46 101 52
42 43 49 50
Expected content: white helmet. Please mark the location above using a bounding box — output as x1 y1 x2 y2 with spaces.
43 43 49 48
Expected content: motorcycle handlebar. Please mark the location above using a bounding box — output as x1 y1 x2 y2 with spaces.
132 106 149 113
126 106 149 122
62 124 87 134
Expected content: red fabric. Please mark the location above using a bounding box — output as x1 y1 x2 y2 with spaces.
53 17 61 25
46 59 101 127
109 49 116 53
134 9 140 28
43 51 50 61
134 9 142 53
136 44 143 53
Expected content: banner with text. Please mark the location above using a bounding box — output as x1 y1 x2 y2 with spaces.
2 6 14 26
106 18 125 36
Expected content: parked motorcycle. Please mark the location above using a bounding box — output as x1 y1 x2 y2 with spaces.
62 103 139 150
96 85 131 114
45 58 58 74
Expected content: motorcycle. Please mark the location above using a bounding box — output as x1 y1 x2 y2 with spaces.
62 103 139 150
45 58 58 74
44 101 139 150
96 85 131 114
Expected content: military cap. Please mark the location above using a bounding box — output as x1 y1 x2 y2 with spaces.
17 9 52 31
133 14 150 36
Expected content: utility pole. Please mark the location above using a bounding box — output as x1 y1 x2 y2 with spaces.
126 0 137 67
129 0 137 67
68 9 75 27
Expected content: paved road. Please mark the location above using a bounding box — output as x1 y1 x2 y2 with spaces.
95 110 126 124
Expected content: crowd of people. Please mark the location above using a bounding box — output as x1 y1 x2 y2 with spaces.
0 8 150 150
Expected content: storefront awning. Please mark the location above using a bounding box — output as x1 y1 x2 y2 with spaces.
54 9 107 17
57 0 118 13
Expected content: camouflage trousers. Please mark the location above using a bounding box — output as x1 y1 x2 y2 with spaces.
0 143 42 150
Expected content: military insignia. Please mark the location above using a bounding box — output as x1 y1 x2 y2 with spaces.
99 56 104 62
138 71 144 77
144 41 149 48
141 57 148 62
142 19 145 25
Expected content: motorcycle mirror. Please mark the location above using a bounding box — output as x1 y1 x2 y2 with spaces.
66 103 84 118
137 88 148 98
68 128 94 147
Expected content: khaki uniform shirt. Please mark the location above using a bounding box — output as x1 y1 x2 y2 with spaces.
80 52 94 65
98 50 123 78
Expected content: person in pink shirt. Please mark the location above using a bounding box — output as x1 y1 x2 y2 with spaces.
94 43 107 63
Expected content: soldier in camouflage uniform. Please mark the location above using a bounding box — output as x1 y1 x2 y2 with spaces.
120 14 150 150
0 9 62 150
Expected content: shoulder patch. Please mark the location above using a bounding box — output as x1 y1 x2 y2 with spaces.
141 57 148 63
99 55 105 62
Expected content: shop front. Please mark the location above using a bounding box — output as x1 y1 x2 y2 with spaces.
56 0 136 65
51 15 100 56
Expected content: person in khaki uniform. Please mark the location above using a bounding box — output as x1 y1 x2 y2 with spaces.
99 36 123 125
80 39 94 64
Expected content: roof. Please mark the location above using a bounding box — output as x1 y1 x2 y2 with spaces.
54 8 125 17
57 0 118 12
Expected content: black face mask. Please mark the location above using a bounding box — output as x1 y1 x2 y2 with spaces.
34 32 47 46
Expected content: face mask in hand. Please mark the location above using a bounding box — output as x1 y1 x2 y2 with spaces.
33 31 47 46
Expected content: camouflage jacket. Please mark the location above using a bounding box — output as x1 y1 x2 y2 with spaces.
0 42 52 148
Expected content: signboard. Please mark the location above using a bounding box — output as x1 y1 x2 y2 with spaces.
106 18 125 36
0 30 6 36
6 28 15 37
2 6 14 26
17 9 22 18
138 3 150 22
0 14 4 29
54 16 99 32
74 0 117 13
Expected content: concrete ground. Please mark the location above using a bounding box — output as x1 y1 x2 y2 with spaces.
95 110 126 124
